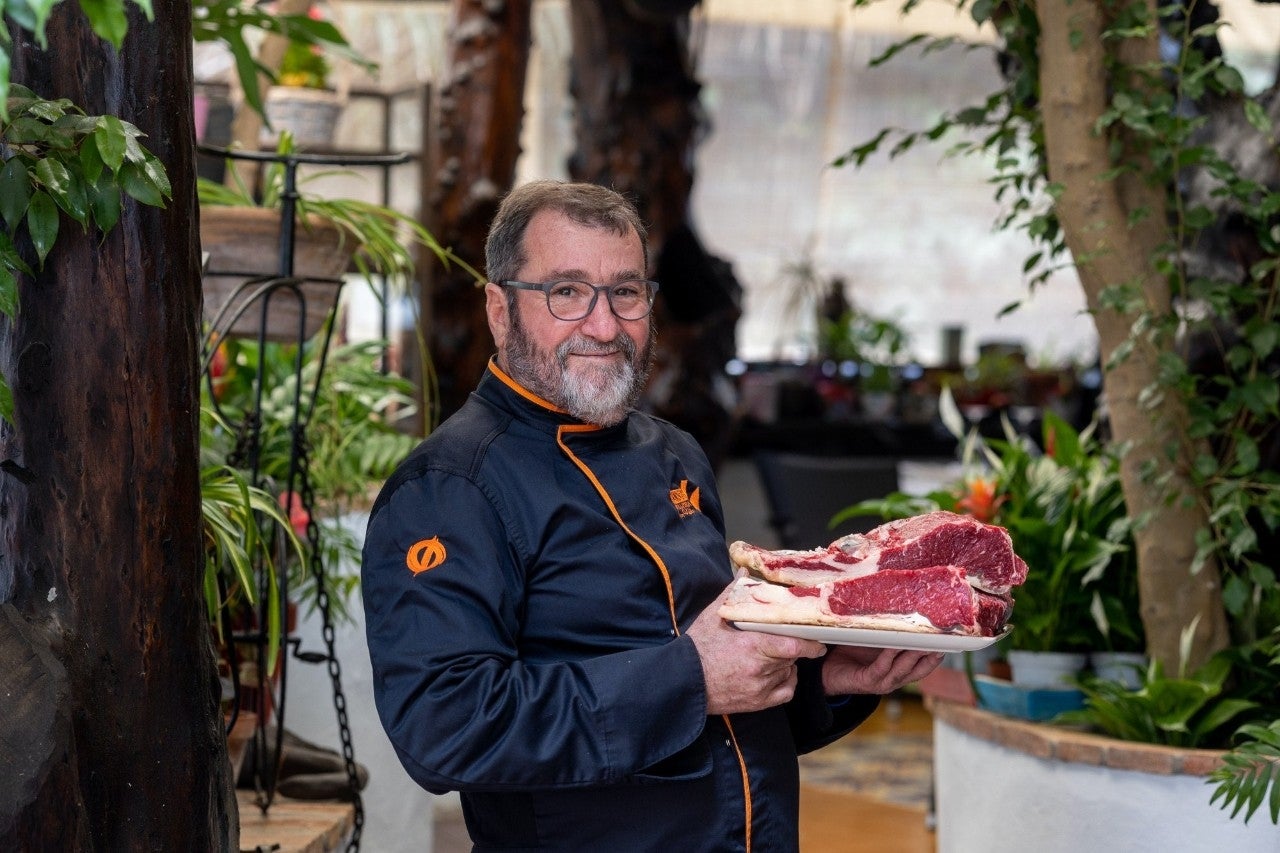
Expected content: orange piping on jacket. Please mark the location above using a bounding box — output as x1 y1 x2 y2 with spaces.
557 422 754 853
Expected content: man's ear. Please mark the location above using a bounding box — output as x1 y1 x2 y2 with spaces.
485 282 510 350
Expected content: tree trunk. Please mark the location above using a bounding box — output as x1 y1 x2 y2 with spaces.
0 2 237 849
1037 0 1230 670
424 0 533 423
567 0 741 468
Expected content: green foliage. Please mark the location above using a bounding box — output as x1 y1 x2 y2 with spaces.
278 39 331 90
0 0 367 121
841 0 1279 820
200 460 303 675
0 84 171 421
204 334 420 623
191 0 371 118
1057 653 1256 749
842 390 1141 653
1059 629 1279 820
199 133 481 287
1210 719 1280 825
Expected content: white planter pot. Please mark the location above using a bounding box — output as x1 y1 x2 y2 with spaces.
1090 651 1148 690
1008 649 1088 688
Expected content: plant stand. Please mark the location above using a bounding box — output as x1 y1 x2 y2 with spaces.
199 145 410 853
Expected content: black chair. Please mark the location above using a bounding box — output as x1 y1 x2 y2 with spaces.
752 451 901 549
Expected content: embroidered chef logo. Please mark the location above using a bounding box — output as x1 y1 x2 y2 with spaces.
406 536 447 575
669 479 702 518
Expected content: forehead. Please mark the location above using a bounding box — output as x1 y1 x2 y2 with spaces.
521 209 645 278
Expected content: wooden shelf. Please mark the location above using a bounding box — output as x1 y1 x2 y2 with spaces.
238 791 354 853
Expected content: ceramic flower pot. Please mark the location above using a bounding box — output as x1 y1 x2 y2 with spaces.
1007 649 1088 689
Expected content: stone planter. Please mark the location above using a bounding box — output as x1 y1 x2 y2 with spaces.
930 700 1280 852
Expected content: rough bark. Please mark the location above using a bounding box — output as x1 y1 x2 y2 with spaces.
1037 0 1230 670
425 0 532 422
567 0 741 467
0 2 237 849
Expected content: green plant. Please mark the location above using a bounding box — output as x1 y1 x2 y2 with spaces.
838 0 1278 820
0 86 172 419
2 1 364 119
277 39 331 90
198 133 479 287
204 334 420 622
839 388 1142 654
1210 719 1280 826
1057 626 1280 823
1058 643 1256 749
190 0 367 117
200 458 304 675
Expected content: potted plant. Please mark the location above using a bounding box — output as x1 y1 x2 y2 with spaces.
839 388 1143 698
198 132 477 344
260 24 345 149
204 334 421 623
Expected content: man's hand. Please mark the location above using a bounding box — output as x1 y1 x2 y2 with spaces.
820 645 943 696
686 586 827 715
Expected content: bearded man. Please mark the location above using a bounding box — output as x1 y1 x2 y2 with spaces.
361 180 939 851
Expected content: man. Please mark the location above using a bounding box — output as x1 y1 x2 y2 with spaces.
362 180 941 851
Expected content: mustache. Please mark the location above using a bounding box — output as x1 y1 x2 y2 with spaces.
556 334 636 362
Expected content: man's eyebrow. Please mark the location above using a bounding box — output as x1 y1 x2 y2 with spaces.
539 269 648 282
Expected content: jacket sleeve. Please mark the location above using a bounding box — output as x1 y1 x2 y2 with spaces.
785 657 880 755
362 470 711 794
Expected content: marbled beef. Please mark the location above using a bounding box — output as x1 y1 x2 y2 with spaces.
729 510 1028 596
718 570 1014 636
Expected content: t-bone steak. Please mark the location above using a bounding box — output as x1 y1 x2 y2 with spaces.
728 510 1027 596
718 570 1014 636
720 510 1026 636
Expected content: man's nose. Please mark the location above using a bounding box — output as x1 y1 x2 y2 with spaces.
579 289 623 334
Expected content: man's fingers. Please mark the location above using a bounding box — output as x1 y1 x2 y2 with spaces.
758 635 826 661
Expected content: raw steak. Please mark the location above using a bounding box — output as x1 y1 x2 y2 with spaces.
718 570 1014 636
729 510 1028 596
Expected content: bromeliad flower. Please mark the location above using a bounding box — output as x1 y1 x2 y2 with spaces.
955 477 1005 523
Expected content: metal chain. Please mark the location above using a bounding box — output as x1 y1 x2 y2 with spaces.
226 409 261 472
291 424 365 850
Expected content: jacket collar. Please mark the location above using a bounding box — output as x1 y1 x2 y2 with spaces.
479 357 630 436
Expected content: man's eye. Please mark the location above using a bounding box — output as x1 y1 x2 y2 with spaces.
550 283 586 298
613 283 643 298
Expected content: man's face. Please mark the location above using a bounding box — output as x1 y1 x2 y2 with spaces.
485 209 654 426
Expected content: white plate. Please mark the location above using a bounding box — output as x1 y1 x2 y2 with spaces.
730 622 1012 653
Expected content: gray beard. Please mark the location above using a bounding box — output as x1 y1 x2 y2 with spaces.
503 311 653 427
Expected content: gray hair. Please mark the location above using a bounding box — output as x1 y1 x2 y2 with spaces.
484 180 649 287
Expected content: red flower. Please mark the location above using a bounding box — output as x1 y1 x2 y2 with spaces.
278 491 311 537
955 477 1006 523
209 342 230 400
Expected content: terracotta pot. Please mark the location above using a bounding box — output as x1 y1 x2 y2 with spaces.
200 206 349 343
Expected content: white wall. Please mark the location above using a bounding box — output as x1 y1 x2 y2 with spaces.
283 511 442 853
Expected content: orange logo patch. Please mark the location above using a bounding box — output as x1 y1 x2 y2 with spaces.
669 479 701 518
406 536 447 575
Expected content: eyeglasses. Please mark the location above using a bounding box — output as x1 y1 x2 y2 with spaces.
501 279 660 321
